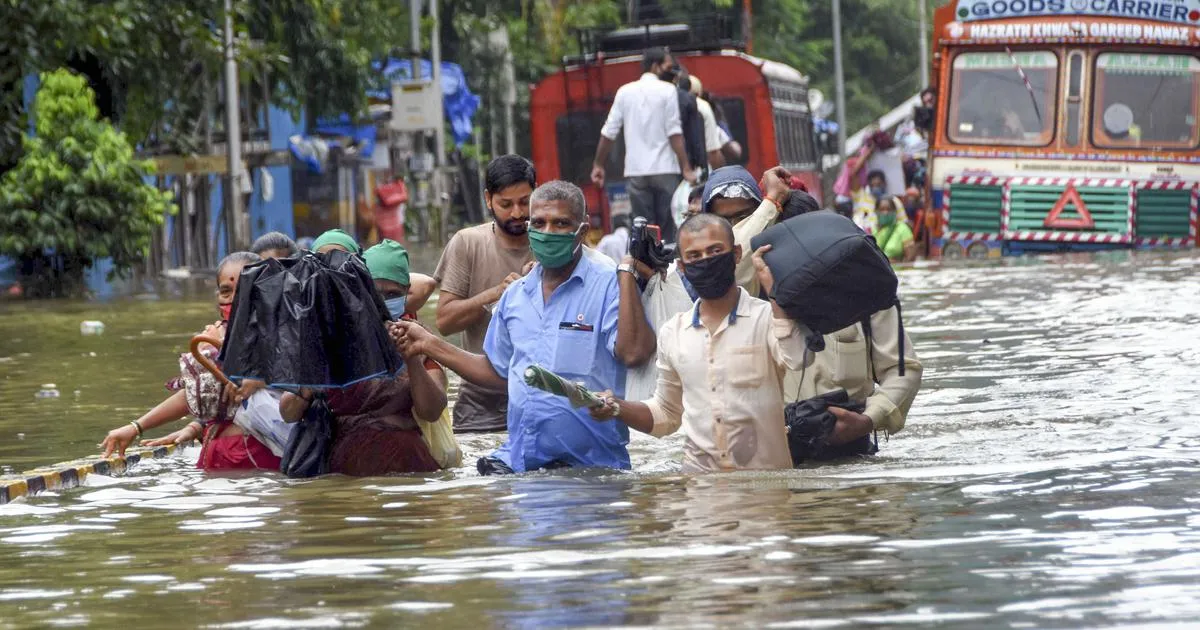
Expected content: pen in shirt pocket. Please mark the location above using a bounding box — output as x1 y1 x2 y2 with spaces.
558 322 595 332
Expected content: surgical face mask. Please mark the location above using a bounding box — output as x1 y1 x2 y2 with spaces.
658 65 679 82
681 251 737 300
877 212 897 228
219 303 233 322
870 186 886 199
528 226 584 269
384 295 408 320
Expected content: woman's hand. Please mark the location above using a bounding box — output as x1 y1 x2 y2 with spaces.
223 379 265 406
389 320 434 360
101 425 138 458
141 423 201 447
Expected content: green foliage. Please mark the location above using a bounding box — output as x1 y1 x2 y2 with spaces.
0 0 409 166
0 70 176 293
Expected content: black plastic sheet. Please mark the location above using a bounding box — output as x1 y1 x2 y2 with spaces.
219 249 402 389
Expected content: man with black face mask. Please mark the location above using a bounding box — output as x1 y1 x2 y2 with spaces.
589 214 811 472
432 154 536 433
592 46 695 243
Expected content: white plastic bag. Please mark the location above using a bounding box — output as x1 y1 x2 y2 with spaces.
670 179 693 237
233 389 294 457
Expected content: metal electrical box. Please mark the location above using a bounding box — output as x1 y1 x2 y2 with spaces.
390 81 442 132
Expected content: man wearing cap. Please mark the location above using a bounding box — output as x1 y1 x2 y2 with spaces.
700 166 792 297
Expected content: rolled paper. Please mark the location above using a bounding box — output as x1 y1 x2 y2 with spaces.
523 365 604 409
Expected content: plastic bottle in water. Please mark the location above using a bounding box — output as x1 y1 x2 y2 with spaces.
80 321 105 335
35 384 60 399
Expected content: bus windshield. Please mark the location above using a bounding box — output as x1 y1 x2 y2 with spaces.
948 51 1058 146
1093 53 1199 150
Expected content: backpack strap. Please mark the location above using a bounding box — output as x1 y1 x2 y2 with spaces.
894 298 906 378
861 314 877 384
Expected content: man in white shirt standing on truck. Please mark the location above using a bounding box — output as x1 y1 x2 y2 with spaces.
591 47 696 244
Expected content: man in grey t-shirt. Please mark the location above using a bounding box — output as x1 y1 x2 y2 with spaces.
433 155 535 433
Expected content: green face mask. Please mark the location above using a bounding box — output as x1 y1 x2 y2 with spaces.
877 212 897 228
528 227 582 269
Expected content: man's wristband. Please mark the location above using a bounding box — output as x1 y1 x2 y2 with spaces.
617 263 636 276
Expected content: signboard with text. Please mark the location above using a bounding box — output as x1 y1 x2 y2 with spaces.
955 0 1200 25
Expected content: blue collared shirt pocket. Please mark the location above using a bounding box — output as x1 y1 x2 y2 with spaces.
553 324 597 379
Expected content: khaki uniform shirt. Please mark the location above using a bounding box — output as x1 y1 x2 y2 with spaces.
644 288 810 472
784 306 922 435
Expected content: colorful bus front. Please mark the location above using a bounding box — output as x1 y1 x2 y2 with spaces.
928 1 1200 257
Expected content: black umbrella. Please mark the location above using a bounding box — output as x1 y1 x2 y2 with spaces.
219 249 402 389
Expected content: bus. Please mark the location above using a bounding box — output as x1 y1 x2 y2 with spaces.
927 0 1200 257
530 23 822 234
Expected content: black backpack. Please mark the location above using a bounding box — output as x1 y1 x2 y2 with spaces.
677 89 707 174
750 211 907 375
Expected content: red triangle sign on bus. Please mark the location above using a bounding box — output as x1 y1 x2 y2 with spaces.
1043 183 1095 230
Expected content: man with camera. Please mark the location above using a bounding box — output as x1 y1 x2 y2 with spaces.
589 213 810 472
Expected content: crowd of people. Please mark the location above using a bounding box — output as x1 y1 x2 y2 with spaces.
93 47 925 477
98 145 922 477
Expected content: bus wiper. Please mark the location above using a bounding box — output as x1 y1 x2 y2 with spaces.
1005 46 1043 126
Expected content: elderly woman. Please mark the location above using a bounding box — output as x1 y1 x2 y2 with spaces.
100 252 284 470
874 196 917 263
278 240 446 475
308 228 437 316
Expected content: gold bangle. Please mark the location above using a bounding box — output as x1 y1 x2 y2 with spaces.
130 420 144 438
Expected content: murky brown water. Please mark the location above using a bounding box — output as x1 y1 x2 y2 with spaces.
2 250 1200 628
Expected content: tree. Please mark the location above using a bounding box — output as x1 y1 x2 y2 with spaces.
0 0 413 167
0 70 175 296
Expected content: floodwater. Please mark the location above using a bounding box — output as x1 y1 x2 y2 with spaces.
2 250 1200 628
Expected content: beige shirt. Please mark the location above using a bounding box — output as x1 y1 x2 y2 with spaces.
644 288 810 472
783 306 922 435
732 199 779 296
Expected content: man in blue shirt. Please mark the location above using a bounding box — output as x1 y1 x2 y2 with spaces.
394 180 656 473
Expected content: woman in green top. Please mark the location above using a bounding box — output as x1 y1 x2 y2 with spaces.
874 196 917 263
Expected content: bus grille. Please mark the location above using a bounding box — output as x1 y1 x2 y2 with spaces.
1135 189 1192 239
1008 185 1130 234
947 184 1003 233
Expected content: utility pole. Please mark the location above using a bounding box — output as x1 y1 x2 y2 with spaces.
431 0 447 244
832 0 848 162
743 0 753 54
409 0 427 241
918 0 929 88
223 0 245 251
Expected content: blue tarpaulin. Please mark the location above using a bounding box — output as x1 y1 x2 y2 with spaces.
370 58 480 146
290 58 480 173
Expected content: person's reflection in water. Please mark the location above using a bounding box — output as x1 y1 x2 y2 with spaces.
488 474 651 629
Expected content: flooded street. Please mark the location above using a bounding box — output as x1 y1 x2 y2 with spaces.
2 251 1200 628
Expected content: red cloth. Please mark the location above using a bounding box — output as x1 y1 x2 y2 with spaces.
197 424 283 471
327 426 439 476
